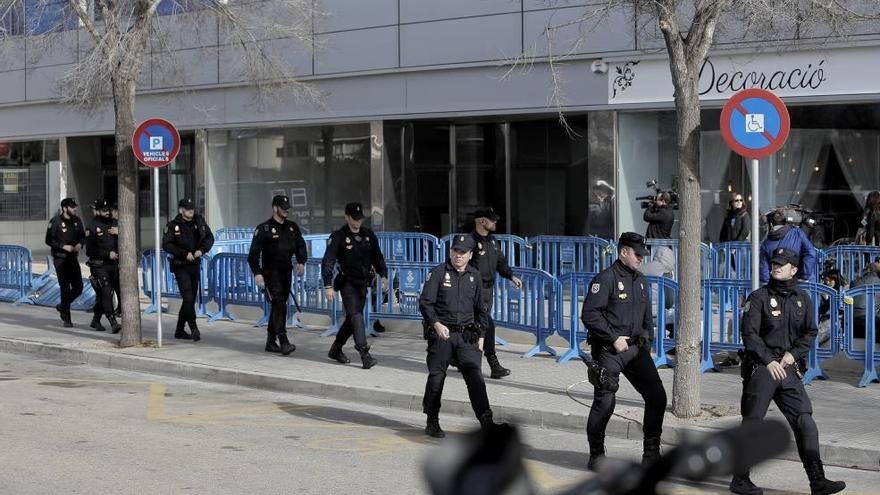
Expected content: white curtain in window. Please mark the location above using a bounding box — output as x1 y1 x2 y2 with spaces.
829 130 880 206
773 129 828 206
700 131 733 241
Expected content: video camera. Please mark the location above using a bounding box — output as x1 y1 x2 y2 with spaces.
635 179 680 210
766 204 831 229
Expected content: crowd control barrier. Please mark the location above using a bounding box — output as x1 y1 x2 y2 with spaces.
210 240 251 255
819 245 880 284
438 234 531 268
492 267 560 358
700 279 752 372
374 232 439 263
529 236 614 277
0 245 33 304
714 242 752 280
644 239 715 280
648 275 679 368
367 261 433 322
841 285 880 387
141 250 213 317
209 253 269 323
27 258 96 311
215 227 256 241
556 272 597 363
303 234 330 260
798 282 842 384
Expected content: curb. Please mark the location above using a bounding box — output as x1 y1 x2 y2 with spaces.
1 337 877 472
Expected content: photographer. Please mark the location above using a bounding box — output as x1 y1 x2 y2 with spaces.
643 191 674 239
759 209 817 285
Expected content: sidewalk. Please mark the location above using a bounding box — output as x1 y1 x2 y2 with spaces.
0 301 877 471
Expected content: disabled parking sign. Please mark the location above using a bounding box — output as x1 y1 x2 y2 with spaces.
720 88 790 159
132 118 180 168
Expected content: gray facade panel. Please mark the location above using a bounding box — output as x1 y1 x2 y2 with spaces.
318 0 398 32
399 0 519 23
524 0 591 10
0 38 26 71
0 71 26 104
25 64 70 100
151 12 220 51
219 39 312 84
151 47 220 89
400 13 521 66
523 5 634 56
315 26 398 74
25 31 79 68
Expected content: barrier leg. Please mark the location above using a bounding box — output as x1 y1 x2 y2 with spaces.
494 336 508 346
321 297 341 337
700 287 718 372
858 316 879 387
803 341 828 385
522 327 557 358
556 325 582 364
256 300 269 327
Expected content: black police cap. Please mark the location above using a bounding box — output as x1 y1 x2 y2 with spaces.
178 198 195 209
451 234 476 252
345 202 364 220
93 199 110 210
770 248 800 267
473 207 500 222
272 195 291 210
618 232 650 257
60 197 77 208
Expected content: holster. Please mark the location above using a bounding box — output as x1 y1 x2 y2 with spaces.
580 355 619 392
462 325 480 344
89 275 103 290
422 320 433 340
739 351 757 382
333 273 346 292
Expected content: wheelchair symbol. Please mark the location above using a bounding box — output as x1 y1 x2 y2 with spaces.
745 114 765 133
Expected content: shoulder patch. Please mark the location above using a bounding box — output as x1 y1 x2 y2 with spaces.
742 300 751 312
591 283 601 294
426 272 432 282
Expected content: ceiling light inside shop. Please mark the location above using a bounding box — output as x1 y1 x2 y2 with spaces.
814 166 820 172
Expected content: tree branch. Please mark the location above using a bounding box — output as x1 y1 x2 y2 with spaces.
65 0 102 45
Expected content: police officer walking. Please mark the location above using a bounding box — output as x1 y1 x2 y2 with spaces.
469 207 522 379
581 232 667 470
45 198 86 327
322 202 387 369
419 235 496 438
248 195 307 356
729 248 845 495
85 199 121 334
163 198 214 342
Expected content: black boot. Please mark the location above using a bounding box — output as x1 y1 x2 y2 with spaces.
90 314 106 332
373 320 386 333
265 334 281 353
804 460 845 495
425 416 445 438
189 321 200 342
107 316 122 334
478 410 497 432
174 325 192 340
587 438 606 471
328 342 350 364
729 473 763 495
278 333 296 356
355 344 377 369
486 354 510 379
61 309 73 328
642 436 662 466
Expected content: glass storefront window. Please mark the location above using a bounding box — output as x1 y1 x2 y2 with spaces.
455 123 505 232
0 139 57 221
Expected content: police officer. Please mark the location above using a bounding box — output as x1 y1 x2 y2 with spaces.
581 232 667 470
163 198 214 342
730 248 845 495
45 198 86 327
419 235 496 438
248 195 307 356
469 207 522 379
85 199 121 334
322 202 388 369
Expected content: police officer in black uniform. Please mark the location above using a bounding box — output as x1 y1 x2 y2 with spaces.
322 202 388 369
469 207 522 379
163 198 214 342
85 199 121 334
248 195 307 356
581 232 667 470
45 197 86 327
730 248 845 495
420 234 496 438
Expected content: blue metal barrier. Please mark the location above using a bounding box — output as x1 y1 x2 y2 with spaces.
701 279 752 372
367 261 433 322
0 245 33 304
374 232 440 263
798 282 841 384
209 253 268 323
648 275 679 368
841 285 880 387
529 236 614 276
644 239 715 280
556 272 597 364
303 234 330 260
210 240 251 255
27 258 97 311
141 251 214 318
819 245 880 285
715 242 751 280
214 227 256 241
494 267 560 358
439 234 531 267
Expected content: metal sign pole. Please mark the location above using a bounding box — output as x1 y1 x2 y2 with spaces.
153 166 162 347
751 158 760 292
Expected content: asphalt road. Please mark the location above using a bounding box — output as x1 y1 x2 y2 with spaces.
0 351 875 495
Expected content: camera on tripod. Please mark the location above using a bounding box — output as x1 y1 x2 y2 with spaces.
635 179 680 210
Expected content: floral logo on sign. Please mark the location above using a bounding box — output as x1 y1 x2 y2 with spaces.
612 61 640 98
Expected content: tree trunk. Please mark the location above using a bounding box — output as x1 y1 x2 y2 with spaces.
112 76 143 347
671 66 703 419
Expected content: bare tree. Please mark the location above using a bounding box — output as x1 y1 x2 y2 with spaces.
527 0 879 418
0 0 320 346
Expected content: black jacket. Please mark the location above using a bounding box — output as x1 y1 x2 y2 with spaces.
162 214 214 266
581 260 653 345
643 205 674 239
85 216 119 266
419 261 489 336
719 208 751 243
45 213 86 259
865 210 880 246
247 217 308 276
321 225 387 287
740 282 817 367
468 231 514 287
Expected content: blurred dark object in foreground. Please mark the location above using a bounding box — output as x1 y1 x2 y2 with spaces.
423 420 790 495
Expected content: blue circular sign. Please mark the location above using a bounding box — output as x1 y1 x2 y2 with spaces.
132 118 180 168
720 89 790 159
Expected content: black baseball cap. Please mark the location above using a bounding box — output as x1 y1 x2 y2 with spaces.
93 199 110 210
272 195 291 210
345 202 365 220
60 198 77 208
771 248 800 267
618 232 650 257
451 234 476 252
473 207 501 222
178 198 195 210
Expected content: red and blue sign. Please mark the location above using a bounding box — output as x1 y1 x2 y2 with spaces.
132 118 180 168
720 88 790 159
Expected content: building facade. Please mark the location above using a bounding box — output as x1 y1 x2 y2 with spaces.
2 1 880 252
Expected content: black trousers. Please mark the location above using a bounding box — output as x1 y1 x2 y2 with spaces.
54 256 83 311
481 284 498 357
90 264 119 321
740 364 819 465
423 332 491 420
173 263 200 330
334 280 368 349
587 344 667 448
265 267 292 338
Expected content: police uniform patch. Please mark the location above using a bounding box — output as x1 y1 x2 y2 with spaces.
469 276 474 283
289 226 294 232
426 272 432 282
271 228 276 234
619 293 628 300
770 297 778 308
618 281 624 291
591 283 600 294
61 222 66 228
346 237 351 244
742 301 751 312
253 229 259 237
354 235 362 242
796 300 802 308
477 242 482 250
771 310 782 317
